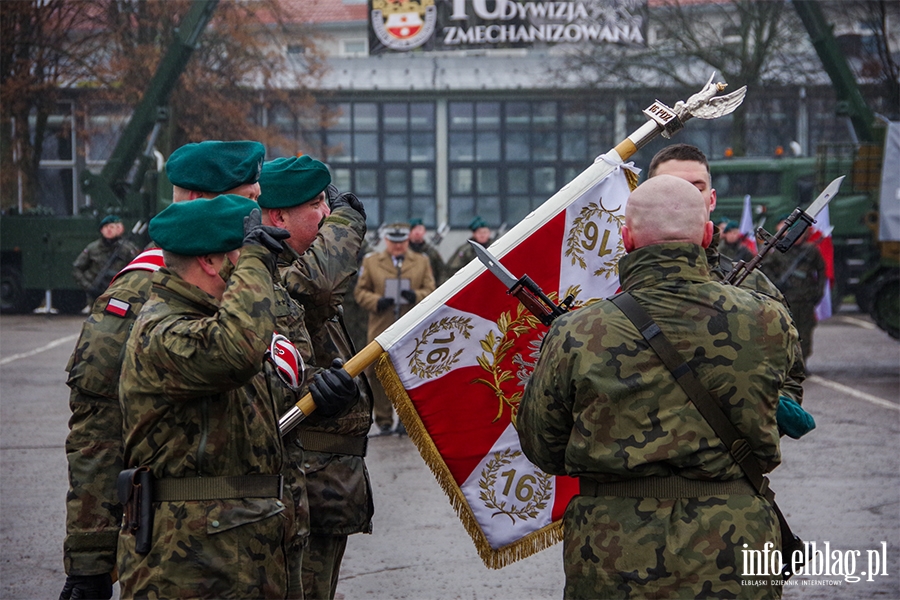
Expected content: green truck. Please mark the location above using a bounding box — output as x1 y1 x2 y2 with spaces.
0 0 218 314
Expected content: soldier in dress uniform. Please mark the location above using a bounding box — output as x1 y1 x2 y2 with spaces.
519 175 798 599
446 216 492 276
408 218 447 286
258 155 375 600
60 140 268 600
355 223 436 435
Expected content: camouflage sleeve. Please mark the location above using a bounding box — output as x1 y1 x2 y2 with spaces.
141 246 276 397
518 321 574 476
63 388 122 576
72 245 93 289
353 258 381 313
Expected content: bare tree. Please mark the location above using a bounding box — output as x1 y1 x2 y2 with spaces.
1 0 327 212
1 1 103 211
560 0 816 155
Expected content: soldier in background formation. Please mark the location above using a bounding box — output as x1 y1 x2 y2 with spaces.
519 175 798 599
61 140 267 600
718 219 755 263
72 215 140 309
408 218 447 286
446 215 492 275
355 223 436 436
259 156 375 600
761 216 827 361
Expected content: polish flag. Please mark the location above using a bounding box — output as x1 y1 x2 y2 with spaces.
811 204 834 321
739 194 757 253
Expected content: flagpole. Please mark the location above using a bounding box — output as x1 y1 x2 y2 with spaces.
279 74 747 436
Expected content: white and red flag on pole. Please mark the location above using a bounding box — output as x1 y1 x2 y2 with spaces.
811 204 835 321
739 194 758 253
374 158 638 567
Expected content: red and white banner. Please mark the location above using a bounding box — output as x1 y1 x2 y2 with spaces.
812 204 835 321
374 158 637 567
739 194 758 254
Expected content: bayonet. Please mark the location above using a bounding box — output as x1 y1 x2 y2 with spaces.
469 241 574 326
726 176 845 287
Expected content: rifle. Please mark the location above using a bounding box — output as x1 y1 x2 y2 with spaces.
88 220 147 298
473 175 844 324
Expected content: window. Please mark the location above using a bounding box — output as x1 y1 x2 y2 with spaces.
31 102 77 215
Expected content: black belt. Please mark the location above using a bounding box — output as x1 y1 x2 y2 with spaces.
298 430 368 456
154 475 284 502
579 475 756 498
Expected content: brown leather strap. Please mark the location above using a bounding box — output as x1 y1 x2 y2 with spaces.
154 475 283 502
298 430 368 456
579 475 756 498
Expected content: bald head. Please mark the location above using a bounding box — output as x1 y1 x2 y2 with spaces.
622 174 713 251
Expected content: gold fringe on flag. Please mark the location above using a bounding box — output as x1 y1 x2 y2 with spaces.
375 351 564 569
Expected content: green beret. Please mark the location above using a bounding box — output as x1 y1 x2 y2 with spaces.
258 156 331 209
409 218 424 227
469 216 489 231
99 215 121 228
724 220 740 233
166 141 265 193
149 195 257 255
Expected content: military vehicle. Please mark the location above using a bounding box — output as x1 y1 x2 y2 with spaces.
0 0 218 314
709 0 897 339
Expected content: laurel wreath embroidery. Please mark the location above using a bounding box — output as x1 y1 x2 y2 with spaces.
478 449 552 524
564 198 626 279
473 303 541 426
473 286 581 427
406 316 473 379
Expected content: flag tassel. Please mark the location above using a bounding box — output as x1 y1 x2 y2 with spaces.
376 353 564 569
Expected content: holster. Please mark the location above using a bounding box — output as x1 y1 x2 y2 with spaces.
117 467 153 555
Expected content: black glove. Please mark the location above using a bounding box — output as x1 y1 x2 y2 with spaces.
309 358 358 417
327 185 367 220
400 289 417 304
243 208 290 254
59 573 113 600
376 296 395 313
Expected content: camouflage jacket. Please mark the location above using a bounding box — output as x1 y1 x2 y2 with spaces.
117 245 291 599
519 243 797 599
72 236 140 293
409 239 446 286
278 205 375 535
63 269 155 576
706 228 806 405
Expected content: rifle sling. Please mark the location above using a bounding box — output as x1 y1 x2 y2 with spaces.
610 292 801 560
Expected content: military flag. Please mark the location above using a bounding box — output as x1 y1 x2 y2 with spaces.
278 75 749 567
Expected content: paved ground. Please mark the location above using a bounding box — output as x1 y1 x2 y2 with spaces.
0 308 897 599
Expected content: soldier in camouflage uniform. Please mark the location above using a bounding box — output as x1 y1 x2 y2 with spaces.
718 220 755 264
259 156 374 600
761 220 827 361
519 175 798 599
116 195 295 598
60 141 269 600
72 215 140 305
446 215 492 276
649 144 814 438
408 218 447 286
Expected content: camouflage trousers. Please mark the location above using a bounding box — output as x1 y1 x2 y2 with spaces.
117 498 290 599
562 494 783 600
301 534 348 600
